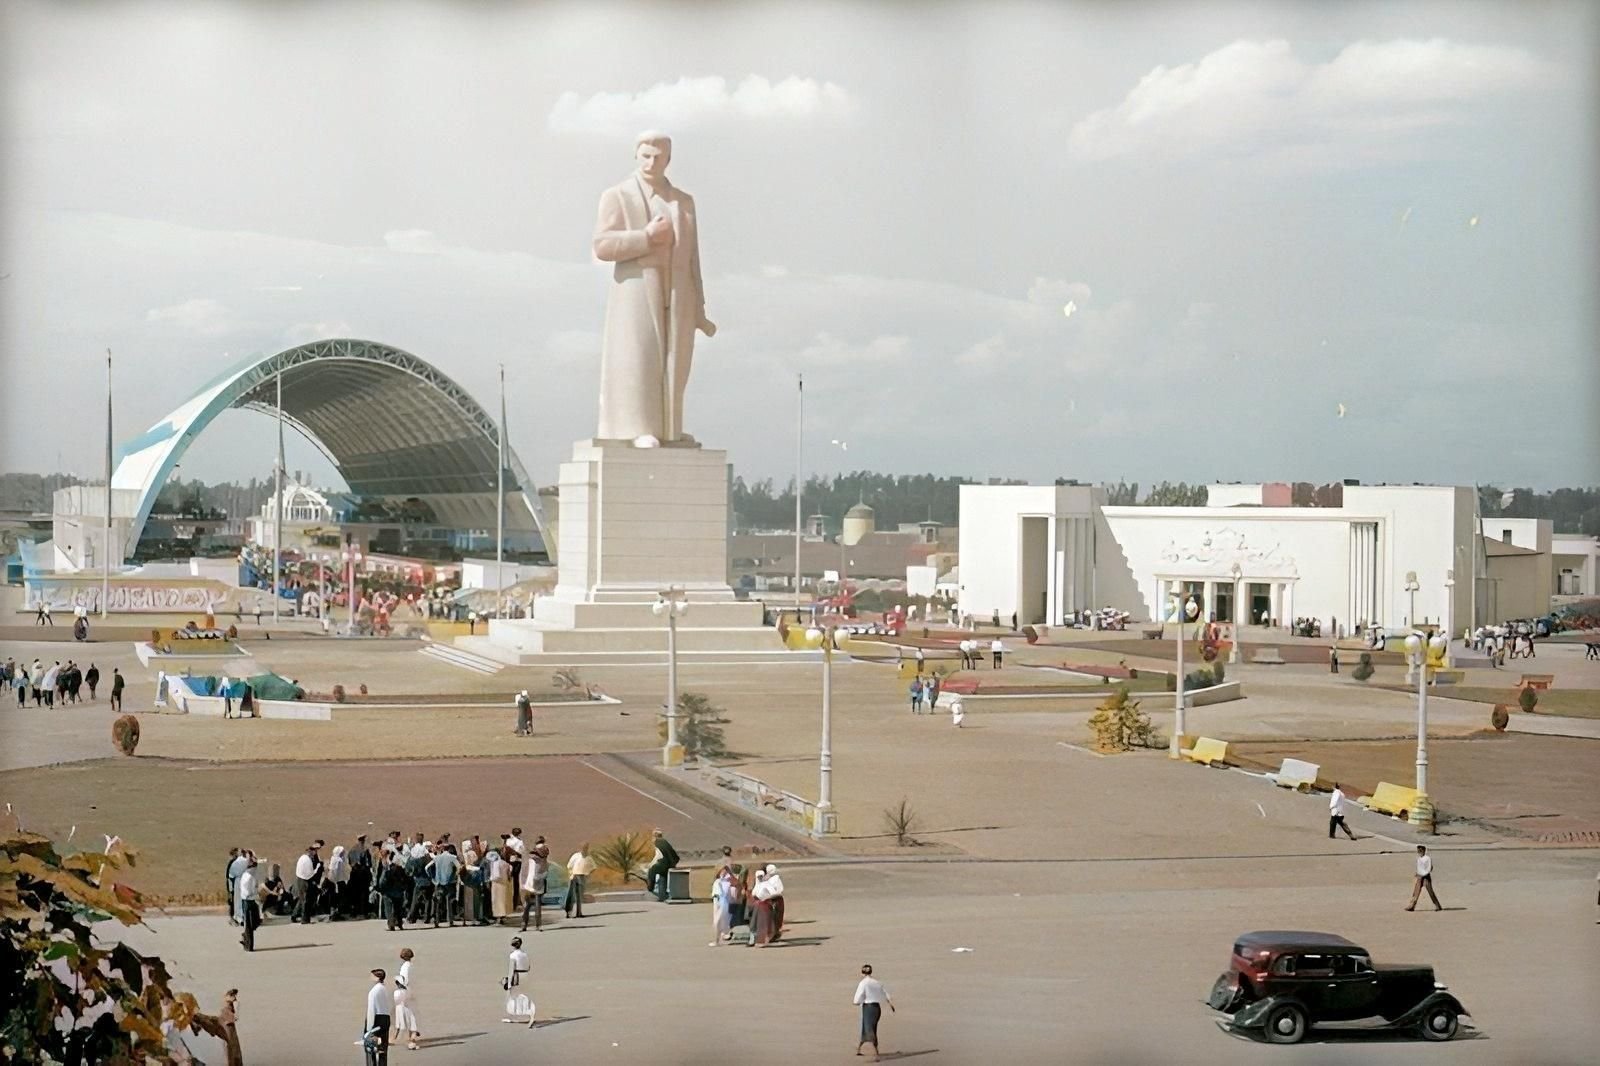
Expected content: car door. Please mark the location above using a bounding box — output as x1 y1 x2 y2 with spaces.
1269 954 1331 1015
1321 954 1382 1019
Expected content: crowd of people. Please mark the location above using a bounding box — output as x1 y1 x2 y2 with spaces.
5 657 121 709
225 829 605 952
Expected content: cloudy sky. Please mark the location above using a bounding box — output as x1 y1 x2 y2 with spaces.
2 0 1596 494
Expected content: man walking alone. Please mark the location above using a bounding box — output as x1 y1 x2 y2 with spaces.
1406 845 1443 911
1328 783 1357 840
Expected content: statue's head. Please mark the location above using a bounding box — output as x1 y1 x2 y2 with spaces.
635 130 672 180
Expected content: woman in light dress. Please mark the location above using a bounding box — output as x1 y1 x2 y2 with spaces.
488 849 513 920
393 947 421 1050
709 869 733 946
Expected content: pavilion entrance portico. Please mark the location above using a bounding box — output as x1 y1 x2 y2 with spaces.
1155 573 1298 626
1153 528 1301 627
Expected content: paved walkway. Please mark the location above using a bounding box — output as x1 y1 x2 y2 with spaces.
118 847 1600 1064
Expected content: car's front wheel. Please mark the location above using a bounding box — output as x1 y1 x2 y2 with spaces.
1207 974 1248 1013
1263 1003 1307 1044
1419 1005 1459 1041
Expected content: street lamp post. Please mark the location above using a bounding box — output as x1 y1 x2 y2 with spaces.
1404 571 1420 629
1228 562 1243 665
802 624 844 836
1168 591 1191 758
653 588 689 767
1442 569 1456 665
1403 630 1446 831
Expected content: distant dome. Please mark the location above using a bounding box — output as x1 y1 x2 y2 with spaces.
845 502 875 518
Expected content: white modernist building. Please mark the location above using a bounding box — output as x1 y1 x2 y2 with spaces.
958 482 1481 635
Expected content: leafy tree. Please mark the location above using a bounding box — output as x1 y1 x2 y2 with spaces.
1087 685 1158 751
1100 480 1140 505
1142 481 1209 506
1518 686 1538 713
1351 653 1374 682
1 831 213 1064
657 691 730 760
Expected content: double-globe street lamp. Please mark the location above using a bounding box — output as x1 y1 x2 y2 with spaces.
1403 629 1448 831
653 588 690 767
798 624 847 837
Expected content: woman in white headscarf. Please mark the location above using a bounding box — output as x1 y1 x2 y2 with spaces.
764 863 785 941
709 869 733 946
325 845 351 919
487 849 512 920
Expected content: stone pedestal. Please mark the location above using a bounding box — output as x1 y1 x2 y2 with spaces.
554 439 736 603
470 440 791 664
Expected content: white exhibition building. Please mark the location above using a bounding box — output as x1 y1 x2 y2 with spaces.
955 482 1588 636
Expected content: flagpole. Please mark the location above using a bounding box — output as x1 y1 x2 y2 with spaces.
101 349 112 618
272 362 284 624
497 363 506 617
794 373 803 615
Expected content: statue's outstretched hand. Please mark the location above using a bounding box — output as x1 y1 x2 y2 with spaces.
698 317 717 337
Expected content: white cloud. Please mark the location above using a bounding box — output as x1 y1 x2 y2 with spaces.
383 229 440 253
795 332 910 367
956 333 1009 369
548 75 856 136
283 320 353 345
145 298 237 337
1069 38 1545 163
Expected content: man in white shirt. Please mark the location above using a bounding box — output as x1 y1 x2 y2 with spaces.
990 637 1004 669
364 968 392 1066
1406 845 1442 911
564 844 595 918
292 843 321 924
1328 783 1357 840
505 829 526 907
853 963 895 1059
237 857 261 952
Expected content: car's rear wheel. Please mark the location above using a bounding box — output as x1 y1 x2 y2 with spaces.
1419 1005 1459 1041
1263 1004 1307 1044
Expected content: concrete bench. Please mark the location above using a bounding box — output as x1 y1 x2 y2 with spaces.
1518 674 1554 691
1250 647 1286 665
1267 758 1320 792
1431 669 1464 686
1142 628 1164 640
1180 736 1230 767
1360 781 1421 818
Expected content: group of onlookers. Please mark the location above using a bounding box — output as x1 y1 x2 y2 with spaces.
225 830 603 952
5 657 121 709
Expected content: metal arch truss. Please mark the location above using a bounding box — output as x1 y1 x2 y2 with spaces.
119 337 550 559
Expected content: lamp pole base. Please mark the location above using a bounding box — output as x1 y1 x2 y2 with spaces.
661 742 685 768
812 807 837 837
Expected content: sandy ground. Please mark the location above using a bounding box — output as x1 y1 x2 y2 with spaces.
1 754 796 903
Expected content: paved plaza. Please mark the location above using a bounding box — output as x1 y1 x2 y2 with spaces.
3 624 1598 1063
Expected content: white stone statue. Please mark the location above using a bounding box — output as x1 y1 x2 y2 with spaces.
592 131 716 447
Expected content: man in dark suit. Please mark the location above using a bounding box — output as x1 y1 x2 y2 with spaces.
645 829 679 902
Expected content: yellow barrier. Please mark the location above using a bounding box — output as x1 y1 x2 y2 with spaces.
1359 781 1421 817
1180 736 1230 767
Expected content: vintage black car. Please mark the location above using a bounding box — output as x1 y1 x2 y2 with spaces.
1207 931 1469 1044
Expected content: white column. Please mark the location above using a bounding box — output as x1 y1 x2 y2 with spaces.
1045 517 1061 624
1284 581 1295 630
1064 518 1077 615
1155 578 1168 624
1203 580 1216 623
